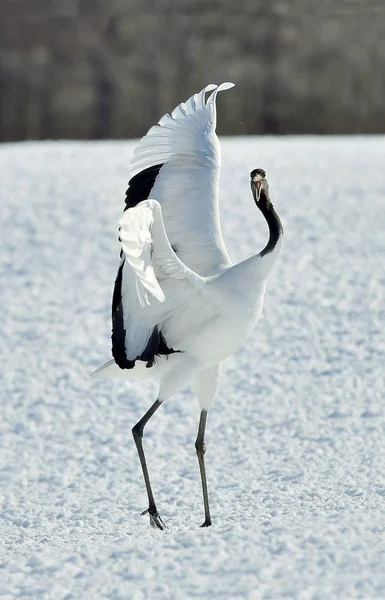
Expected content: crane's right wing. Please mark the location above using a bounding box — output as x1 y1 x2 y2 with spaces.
125 83 235 276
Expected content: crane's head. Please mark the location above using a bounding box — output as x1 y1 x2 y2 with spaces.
250 168 269 203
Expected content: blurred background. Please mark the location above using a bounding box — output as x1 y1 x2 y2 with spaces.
0 0 384 141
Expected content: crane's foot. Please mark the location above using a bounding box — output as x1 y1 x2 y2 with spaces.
141 507 166 530
200 518 212 528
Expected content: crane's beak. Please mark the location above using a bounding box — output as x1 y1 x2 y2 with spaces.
252 176 263 201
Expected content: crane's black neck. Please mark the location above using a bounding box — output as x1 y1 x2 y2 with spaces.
253 188 283 257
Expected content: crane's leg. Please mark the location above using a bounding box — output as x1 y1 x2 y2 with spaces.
132 356 201 530
193 363 221 527
195 409 211 527
132 399 165 530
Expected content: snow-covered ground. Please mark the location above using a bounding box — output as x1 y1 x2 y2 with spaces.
1 137 384 599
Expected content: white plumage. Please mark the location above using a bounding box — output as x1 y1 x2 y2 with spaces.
92 83 283 530
116 199 204 365
131 82 234 275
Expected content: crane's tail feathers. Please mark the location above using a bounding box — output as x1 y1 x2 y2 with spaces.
90 359 152 379
90 360 119 379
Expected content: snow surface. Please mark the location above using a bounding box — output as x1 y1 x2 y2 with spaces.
1 137 385 599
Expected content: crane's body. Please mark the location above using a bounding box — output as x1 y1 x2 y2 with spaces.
94 247 275 378
92 83 283 529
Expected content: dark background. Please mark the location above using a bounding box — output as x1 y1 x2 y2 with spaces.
1 0 384 140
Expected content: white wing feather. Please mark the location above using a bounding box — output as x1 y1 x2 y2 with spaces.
129 83 235 276
119 205 165 308
118 200 204 361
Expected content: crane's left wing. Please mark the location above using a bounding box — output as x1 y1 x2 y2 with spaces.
125 83 235 276
111 200 204 370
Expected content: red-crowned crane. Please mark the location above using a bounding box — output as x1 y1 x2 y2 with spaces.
92 83 283 530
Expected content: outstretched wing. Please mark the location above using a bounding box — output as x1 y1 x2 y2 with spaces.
112 200 204 369
125 83 235 276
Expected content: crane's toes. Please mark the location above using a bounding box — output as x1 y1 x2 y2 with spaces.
200 518 212 528
141 508 167 530
150 513 166 530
